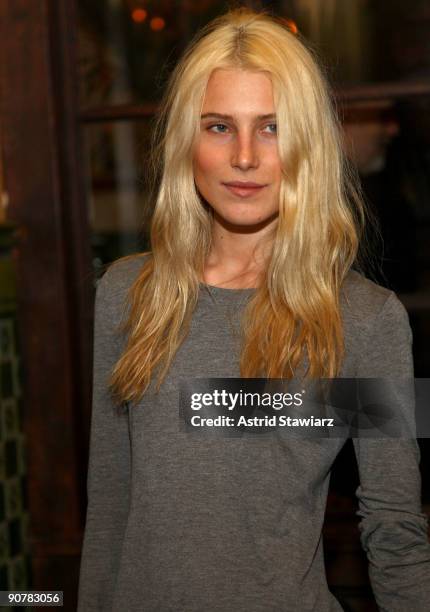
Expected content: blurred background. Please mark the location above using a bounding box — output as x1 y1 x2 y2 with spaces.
0 1 430 610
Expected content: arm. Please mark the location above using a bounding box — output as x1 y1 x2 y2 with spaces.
77 268 131 611
353 292 430 612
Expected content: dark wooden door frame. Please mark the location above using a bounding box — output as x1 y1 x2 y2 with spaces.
0 1 93 608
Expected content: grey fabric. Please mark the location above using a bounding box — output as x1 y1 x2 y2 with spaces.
77 254 430 611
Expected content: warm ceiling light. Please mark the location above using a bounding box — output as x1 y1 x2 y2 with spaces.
150 16 165 31
283 18 299 34
132 8 147 23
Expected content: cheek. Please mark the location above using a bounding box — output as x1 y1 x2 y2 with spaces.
193 142 224 179
268 152 282 182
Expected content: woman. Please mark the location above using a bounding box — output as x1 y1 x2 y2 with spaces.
77 8 430 611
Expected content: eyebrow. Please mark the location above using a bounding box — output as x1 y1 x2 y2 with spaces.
200 112 276 121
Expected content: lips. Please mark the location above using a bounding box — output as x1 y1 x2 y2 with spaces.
222 181 267 198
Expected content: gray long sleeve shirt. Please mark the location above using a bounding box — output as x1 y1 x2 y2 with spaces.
77 254 430 611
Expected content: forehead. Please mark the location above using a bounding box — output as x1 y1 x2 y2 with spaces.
201 68 275 115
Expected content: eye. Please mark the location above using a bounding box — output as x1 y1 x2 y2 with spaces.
207 123 230 134
262 123 277 134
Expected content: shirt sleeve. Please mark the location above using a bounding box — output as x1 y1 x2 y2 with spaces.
77 269 131 611
352 292 430 611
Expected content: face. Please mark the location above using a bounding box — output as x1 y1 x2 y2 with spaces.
193 68 282 229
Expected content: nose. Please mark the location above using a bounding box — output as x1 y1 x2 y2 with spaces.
230 131 259 170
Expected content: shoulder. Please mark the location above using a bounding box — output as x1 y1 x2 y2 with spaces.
94 252 151 324
97 252 151 296
340 269 412 375
341 268 410 331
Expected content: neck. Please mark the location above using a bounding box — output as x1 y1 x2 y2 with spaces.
203 213 277 288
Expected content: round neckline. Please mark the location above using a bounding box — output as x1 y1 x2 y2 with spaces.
199 282 256 293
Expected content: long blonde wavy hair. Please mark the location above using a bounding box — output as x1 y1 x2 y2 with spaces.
109 7 366 405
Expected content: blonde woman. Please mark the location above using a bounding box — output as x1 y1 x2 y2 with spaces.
77 8 430 612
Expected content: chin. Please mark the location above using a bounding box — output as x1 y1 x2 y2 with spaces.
228 216 268 226
216 210 278 230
